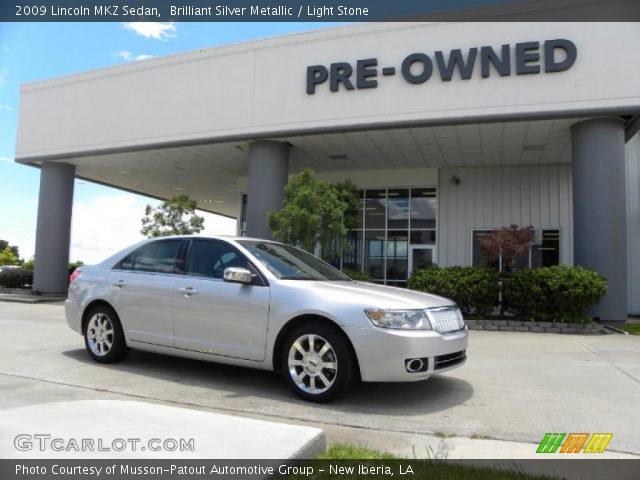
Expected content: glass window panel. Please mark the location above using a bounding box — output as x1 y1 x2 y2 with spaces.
240 194 247 236
342 231 363 272
364 230 385 280
472 229 561 270
411 247 435 271
186 240 249 279
386 230 408 280
364 190 387 229
410 230 436 245
410 188 437 229
472 230 497 268
356 190 365 229
531 229 560 268
120 240 183 274
387 189 409 229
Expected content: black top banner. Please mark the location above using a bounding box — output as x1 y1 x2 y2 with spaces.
3 0 640 22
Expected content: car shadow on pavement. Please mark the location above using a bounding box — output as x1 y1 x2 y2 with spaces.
61 348 473 416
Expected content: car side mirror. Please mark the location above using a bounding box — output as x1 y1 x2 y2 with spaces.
223 267 253 285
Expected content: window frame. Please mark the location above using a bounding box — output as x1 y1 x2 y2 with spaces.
470 227 561 269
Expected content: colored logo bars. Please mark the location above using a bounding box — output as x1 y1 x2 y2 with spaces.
537 433 613 454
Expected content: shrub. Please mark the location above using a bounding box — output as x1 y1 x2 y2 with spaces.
408 266 500 317
342 268 374 282
503 265 607 323
0 268 33 288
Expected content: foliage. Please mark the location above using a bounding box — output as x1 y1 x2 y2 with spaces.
620 324 640 336
68 261 85 275
318 443 397 460
408 266 500 317
0 240 20 261
503 265 607 323
20 259 84 274
0 246 19 266
333 179 360 231
0 268 33 288
342 268 374 282
141 195 205 238
268 168 360 261
479 225 534 271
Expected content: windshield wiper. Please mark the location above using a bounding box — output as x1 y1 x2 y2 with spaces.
279 276 316 280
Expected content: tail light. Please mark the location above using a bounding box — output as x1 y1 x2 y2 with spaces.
69 269 82 283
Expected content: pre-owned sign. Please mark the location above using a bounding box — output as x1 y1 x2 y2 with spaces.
306 39 577 94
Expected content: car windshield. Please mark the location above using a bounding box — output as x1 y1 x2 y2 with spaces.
237 240 351 281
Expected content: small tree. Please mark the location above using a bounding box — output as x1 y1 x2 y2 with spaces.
0 240 20 263
141 195 205 238
268 168 359 260
479 225 535 272
479 224 535 317
0 246 19 266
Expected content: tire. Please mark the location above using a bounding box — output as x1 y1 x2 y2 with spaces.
281 321 358 403
83 305 128 364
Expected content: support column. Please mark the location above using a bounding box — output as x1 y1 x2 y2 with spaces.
33 162 76 294
571 118 627 322
245 141 289 239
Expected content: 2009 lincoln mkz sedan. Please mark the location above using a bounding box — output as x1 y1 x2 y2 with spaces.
66 236 468 402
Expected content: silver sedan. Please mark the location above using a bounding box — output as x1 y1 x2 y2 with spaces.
65 236 468 402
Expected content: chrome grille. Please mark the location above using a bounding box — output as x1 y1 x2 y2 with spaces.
427 307 465 333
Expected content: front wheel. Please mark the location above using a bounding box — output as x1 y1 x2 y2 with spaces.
282 322 358 403
83 305 128 364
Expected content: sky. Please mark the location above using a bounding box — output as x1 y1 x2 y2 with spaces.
0 21 339 264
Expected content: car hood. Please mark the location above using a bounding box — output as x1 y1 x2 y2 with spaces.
284 280 455 310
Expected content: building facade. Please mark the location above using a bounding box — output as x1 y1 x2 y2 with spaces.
15 22 640 320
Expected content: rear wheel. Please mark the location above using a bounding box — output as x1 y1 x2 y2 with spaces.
83 305 128 363
282 322 357 402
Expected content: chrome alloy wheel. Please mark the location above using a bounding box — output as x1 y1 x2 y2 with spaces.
86 313 114 357
287 334 338 394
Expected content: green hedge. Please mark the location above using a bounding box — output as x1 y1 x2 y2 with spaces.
503 265 606 323
0 268 33 288
407 266 500 317
408 265 607 323
342 268 374 282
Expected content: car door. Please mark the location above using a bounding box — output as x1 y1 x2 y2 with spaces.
109 239 185 347
173 239 270 361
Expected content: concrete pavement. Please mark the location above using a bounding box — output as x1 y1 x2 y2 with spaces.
0 400 324 459
1 302 639 459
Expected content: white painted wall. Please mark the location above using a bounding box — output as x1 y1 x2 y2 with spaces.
438 164 573 267
627 133 640 315
16 22 640 160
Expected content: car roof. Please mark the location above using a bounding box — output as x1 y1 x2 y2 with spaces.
144 235 273 242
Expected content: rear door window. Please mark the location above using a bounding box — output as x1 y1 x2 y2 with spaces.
117 240 183 274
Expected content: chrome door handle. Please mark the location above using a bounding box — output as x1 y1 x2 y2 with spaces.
112 280 126 288
178 287 198 296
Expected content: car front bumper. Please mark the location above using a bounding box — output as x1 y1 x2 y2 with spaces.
344 325 469 382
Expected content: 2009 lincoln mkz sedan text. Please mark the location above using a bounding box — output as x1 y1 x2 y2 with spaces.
65 236 468 402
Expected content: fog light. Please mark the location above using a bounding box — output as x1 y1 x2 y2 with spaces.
405 358 428 373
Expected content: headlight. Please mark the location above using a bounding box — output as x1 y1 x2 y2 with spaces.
364 309 432 330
